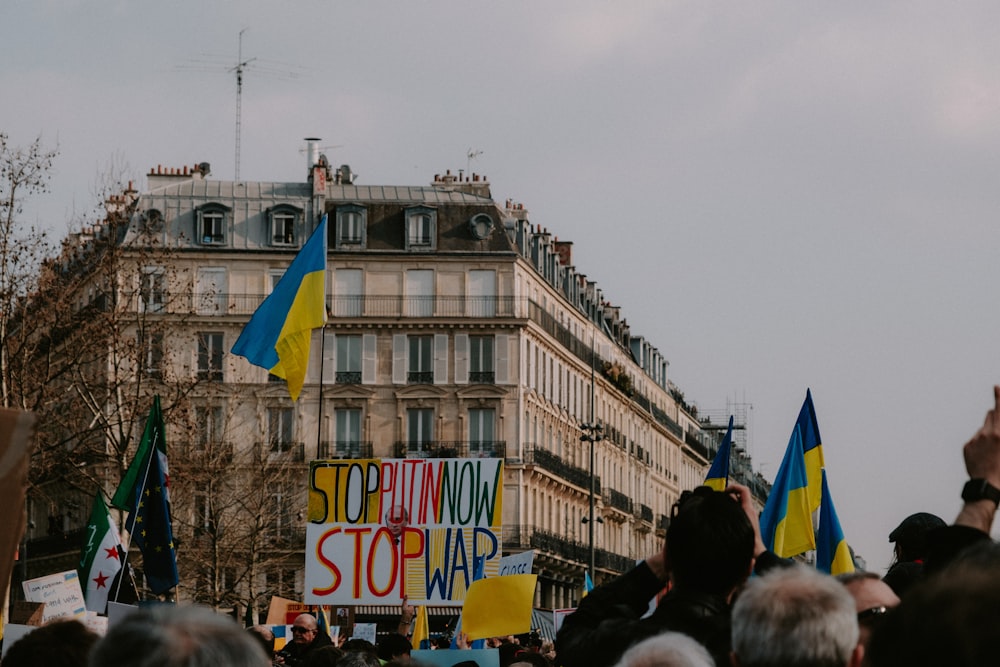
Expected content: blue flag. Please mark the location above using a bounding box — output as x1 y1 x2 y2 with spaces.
704 415 734 491
816 470 854 575
231 215 327 401
125 436 178 594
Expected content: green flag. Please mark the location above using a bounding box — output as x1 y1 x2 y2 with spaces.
78 492 123 613
111 395 167 510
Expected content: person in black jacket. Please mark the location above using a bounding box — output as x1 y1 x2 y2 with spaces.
277 614 333 666
555 483 784 667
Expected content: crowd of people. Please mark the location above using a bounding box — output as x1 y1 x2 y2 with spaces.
5 384 1000 667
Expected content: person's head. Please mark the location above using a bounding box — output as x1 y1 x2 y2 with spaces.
866 540 1000 667
731 565 861 667
665 486 755 595
888 512 945 562
376 632 412 662
342 638 377 657
291 613 320 646
836 571 899 649
611 631 714 667
336 651 382 667
302 645 345 667
2 619 98 667
89 604 270 667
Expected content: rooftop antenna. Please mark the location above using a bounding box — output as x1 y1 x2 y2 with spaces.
232 29 256 183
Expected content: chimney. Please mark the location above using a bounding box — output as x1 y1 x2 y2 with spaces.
305 137 321 171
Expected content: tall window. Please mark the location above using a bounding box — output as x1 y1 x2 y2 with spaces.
405 207 436 250
195 405 224 451
468 408 495 456
267 407 294 453
406 270 433 317
336 206 366 248
336 335 362 384
335 408 361 456
140 267 165 313
196 268 227 315
469 335 494 383
408 335 433 384
139 331 163 380
334 269 362 317
271 212 296 246
468 269 496 317
407 408 434 452
197 333 224 381
197 206 228 245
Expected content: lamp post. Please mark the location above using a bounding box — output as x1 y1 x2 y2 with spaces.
580 421 603 582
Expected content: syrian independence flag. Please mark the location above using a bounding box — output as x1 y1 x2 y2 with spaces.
78 492 123 613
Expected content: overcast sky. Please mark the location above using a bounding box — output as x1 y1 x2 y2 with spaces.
5 2 1000 573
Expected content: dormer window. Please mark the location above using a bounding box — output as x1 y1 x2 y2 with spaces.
405 206 436 251
196 204 231 246
268 205 302 247
335 205 367 249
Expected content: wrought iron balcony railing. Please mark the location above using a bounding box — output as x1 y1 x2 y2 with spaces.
317 441 374 459
392 441 506 459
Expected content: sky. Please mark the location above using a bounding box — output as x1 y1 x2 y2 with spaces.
5 1 1000 574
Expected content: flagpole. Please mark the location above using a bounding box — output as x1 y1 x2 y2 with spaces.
112 429 158 603
317 323 326 457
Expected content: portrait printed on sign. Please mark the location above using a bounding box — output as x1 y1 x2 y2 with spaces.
304 458 503 605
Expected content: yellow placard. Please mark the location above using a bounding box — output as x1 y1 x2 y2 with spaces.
461 574 537 640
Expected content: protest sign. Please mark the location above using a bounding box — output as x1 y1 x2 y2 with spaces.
21 570 86 622
462 574 536 639
497 550 534 576
412 648 500 667
304 458 503 605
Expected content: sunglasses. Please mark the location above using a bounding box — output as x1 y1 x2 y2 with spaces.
291 627 315 634
857 606 888 623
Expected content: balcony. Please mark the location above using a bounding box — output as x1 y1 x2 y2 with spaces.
392 441 506 459
406 371 433 385
317 441 373 459
335 371 362 384
260 442 305 463
521 447 601 494
501 525 634 575
639 504 653 523
469 371 495 384
605 488 633 514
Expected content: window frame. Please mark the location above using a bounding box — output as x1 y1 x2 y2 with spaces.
335 204 367 249
197 332 224 381
196 204 231 246
268 205 302 247
405 206 437 250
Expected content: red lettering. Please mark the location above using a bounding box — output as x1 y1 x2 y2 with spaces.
368 527 398 597
312 527 342 596
344 527 372 598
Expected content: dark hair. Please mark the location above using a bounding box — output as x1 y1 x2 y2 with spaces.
3 619 98 667
665 486 755 595
342 638 377 657
376 633 412 660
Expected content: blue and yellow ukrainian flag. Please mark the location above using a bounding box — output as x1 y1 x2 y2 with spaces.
816 469 854 575
704 415 734 491
759 424 816 558
797 389 825 513
583 571 594 597
232 215 328 401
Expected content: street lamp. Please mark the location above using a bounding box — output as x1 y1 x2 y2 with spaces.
580 421 603 583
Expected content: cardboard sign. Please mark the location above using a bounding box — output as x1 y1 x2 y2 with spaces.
305 458 503 605
497 550 534 576
21 570 86 622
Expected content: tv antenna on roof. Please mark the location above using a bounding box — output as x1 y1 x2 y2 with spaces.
176 30 306 182
232 28 255 182
466 148 483 175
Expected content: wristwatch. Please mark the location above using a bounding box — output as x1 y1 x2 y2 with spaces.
961 478 1000 507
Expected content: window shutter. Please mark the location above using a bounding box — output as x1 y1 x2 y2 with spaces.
323 332 336 384
433 334 449 384
455 334 469 385
495 334 510 385
362 334 377 384
392 334 407 384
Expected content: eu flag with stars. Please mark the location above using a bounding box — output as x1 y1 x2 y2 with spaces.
126 439 178 594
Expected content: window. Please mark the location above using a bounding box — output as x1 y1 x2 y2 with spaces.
333 269 362 317
197 332 224 381
271 212 297 246
405 207 436 250
336 335 362 384
470 335 494 383
469 408 496 456
196 268 227 315
196 204 230 245
407 408 434 452
336 205 366 248
195 405 224 451
269 493 292 541
140 267 165 313
335 408 361 456
408 335 433 384
139 331 163 380
468 270 496 317
267 407 295 453
194 492 213 536
406 269 433 317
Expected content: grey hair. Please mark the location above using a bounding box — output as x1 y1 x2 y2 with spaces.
613 632 714 667
732 565 858 667
89 604 270 667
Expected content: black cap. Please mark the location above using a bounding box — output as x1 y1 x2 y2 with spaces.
888 512 946 545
